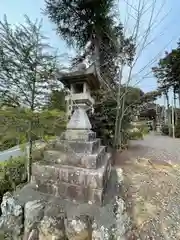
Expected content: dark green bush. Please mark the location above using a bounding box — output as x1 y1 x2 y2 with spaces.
161 125 169 135
128 129 143 140
0 156 26 196
0 138 17 151
0 146 46 210
175 119 180 138
161 123 180 138
134 123 149 135
0 156 26 215
89 90 132 148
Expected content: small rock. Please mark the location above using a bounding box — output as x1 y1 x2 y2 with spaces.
114 197 125 215
38 215 65 240
65 216 89 240
0 192 23 237
92 221 110 240
116 168 124 184
26 228 39 240
24 200 46 239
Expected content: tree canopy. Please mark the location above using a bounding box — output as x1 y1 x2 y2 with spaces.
47 89 66 111
45 0 135 84
153 41 180 104
152 40 180 136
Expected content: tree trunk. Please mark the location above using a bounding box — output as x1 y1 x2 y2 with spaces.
117 94 125 148
165 92 171 136
92 35 100 74
178 87 180 108
172 99 175 138
113 64 123 149
164 94 167 124
173 88 177 124
27 120 33 182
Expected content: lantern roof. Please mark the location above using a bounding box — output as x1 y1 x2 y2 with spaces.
59 64 100 90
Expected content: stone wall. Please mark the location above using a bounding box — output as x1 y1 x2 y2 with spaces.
0 167 130 240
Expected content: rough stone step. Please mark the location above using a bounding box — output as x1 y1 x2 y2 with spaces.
33 178 104 205
32 153 111 190
15 169 118 222
43 145 107 169
79 146 106 169
43 149 80 165
48 138 101 154
63 129 96 141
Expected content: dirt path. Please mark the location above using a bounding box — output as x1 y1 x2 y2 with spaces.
115 133 180 239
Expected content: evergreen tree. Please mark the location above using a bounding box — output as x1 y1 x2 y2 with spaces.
47 89 66 111
45 0 134 84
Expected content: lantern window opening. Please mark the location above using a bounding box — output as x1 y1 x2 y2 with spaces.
73 83 84 93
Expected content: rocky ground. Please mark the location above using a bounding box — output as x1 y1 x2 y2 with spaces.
0 167 128 240
115 133 180 239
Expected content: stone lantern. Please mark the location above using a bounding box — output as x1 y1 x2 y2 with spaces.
31 63 111 205
62 63 98 113
60 63 100 140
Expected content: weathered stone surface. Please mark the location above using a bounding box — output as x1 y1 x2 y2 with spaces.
25 228 39 240
0 166 127 239
80 146 106 169
64 129 96 141
112 181 131 240
31 151 112 205
66 107 92 130
43 149 81 166
38 216 65 240
0 192 23 237
32 162 59 183
92 221 110 240
58 139 101 154
44 149 69 163
116 168 124 185
46 138 101 156
24 200 46 238
43 146 106 169
34 180 104 205
32 153 111 190
65 216 89 240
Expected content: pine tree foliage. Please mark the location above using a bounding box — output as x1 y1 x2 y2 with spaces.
45 0 135 84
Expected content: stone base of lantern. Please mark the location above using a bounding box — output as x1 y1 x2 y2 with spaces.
31 134 111 205
31 106 112 205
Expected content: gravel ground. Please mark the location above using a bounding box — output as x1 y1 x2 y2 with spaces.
115 132 180 240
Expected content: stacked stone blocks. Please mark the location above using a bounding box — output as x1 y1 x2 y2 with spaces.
31 130 111 205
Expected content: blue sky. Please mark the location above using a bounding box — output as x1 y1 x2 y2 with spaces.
0 0 180 101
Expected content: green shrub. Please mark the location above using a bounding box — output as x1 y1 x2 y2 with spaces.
142 126 149 135
0 146 46 211
128 129 143 140
134 123 149 133
0 156 26 199
161 124 169 135
128 122 150 140
174 119 180 138
161 122 180 138
0 138 17 151
0 156 26 216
